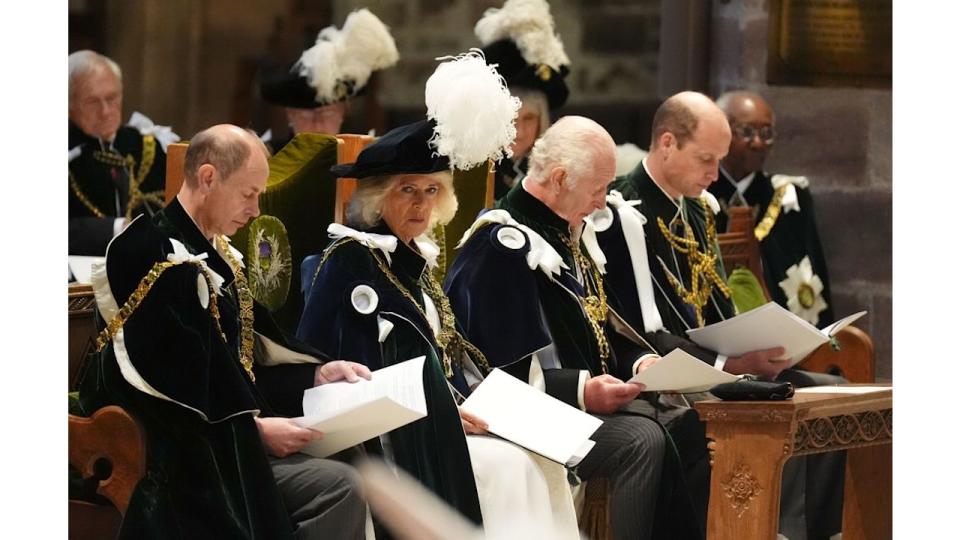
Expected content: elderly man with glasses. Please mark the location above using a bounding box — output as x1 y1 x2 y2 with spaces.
710 90 835 329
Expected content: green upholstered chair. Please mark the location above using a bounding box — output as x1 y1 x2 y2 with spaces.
231 133 340 332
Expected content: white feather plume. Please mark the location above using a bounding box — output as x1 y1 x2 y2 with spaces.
425 50 521 171
474 0 570 71
295 8 399 103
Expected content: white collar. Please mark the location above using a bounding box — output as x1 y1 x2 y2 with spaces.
730 169 757 194
642 157 682 212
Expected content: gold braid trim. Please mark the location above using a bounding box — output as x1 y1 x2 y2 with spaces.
69 169 107 218
311 237 356 289
216 236 257 382
655 198 731 327
95 260 228 353
563 233 610 373
754 184 789 242
136 135 156 186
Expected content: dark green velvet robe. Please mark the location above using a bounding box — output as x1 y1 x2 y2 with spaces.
611 163 735 335
68 122 167 256
709 169 835 327
445 183 703 539
76 198 321 539
296 223 485 526
445 182 653 405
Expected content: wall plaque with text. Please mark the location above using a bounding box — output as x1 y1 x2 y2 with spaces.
767 0 891 88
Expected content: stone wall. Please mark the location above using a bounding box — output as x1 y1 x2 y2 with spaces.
710 0 892 379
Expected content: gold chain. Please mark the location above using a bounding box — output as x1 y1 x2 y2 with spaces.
753 184 788 242
655 198 731 327
216 236 257 382
431 223 447 282
369 250 491 378
310 237 492 378
69 169 107 218
95 260 228 352
125 135 162 220
562 233 610 373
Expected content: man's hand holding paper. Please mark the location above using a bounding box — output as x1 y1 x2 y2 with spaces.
724 346 788 380
584 374 645 414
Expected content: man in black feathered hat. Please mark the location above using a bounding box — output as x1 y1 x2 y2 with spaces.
258 8 398 152
476 0 572 200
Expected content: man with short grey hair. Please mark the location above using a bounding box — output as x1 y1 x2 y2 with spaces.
76 124 370 539
68 50 172 256
446 116 702 540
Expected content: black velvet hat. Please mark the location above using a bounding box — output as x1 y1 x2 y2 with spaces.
258 8 398 110
330 119 449 179
482 38 569 111
259 65 352 109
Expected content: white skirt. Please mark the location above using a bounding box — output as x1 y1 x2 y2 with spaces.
466 435 580 540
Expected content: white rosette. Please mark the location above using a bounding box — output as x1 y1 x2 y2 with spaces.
350 284 379 315
424 50 521 171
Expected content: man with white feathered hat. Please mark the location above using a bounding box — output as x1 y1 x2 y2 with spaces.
258 8 398 152
475 0 572 200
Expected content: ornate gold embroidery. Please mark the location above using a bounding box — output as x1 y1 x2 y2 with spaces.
216 236 257 382
95 260 228 352
754 184 788 242
656 198 731 327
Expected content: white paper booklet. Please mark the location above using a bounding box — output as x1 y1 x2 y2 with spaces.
294 356 427 458
460 369 603 467
686 302 867 367
628 348 740 392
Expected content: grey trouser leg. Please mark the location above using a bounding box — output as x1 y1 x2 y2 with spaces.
776 369 847 540
269 454 366 540
575 412 666 540
625 396 710 533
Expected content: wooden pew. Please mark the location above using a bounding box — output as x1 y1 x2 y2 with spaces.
68 285 147 539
